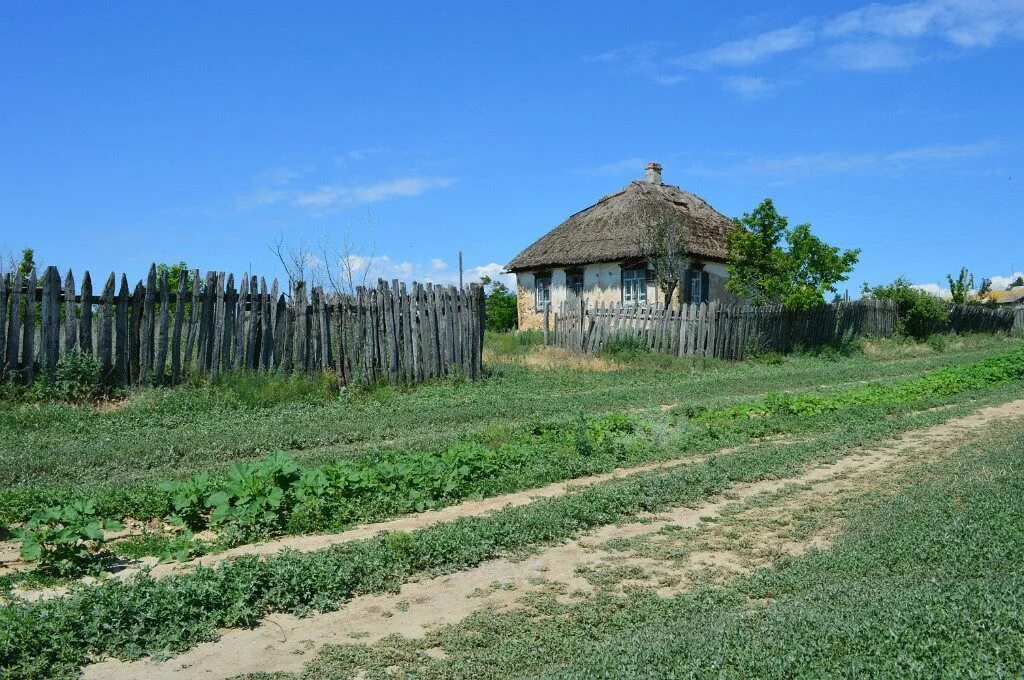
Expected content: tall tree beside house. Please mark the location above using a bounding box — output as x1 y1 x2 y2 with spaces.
632 182 689 304
946 267 974 305
1007 276 1024 291
479 275 518 332
726 199 860 309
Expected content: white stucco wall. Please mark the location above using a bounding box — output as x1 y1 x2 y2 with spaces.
515 259 733 329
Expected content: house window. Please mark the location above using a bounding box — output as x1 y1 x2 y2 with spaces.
534 273 552 311
566 270 584 298
685 269 710 304
689 273 703 304
622 267 647 305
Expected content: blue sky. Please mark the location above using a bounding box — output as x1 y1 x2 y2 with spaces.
3 1 1023 295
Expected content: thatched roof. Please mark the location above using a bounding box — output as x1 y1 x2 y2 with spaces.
984 288 1024 306
506 174 732 273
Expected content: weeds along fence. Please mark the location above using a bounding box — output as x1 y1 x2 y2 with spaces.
546 298 1015 360
0 265 485 388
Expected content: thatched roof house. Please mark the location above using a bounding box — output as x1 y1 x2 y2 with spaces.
507 162 736 329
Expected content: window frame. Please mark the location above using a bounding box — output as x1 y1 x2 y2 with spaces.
534 272 552 312
621 266 648 306
565 269 585 299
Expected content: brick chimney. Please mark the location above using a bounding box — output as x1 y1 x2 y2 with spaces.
645 161 663 184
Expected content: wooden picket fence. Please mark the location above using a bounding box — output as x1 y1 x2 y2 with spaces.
0 265 485 388
940 304 1021 334
546 298 1016 360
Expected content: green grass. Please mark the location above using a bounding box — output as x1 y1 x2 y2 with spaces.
0 333 1017 502
3 344 1022 551
285 418 1024 679
2 385 1020 679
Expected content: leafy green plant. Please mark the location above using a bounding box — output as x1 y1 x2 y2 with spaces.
947 267 974 305
159 473 216 528
206 452 302 544
862 277 949 339
480 275 518 332
13 500 122 577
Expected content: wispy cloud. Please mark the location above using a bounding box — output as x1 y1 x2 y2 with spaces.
825 0 1024 48
236 176 456 213
590 0 1024 90
680 23 815 69
293 177 455 210
824 39 920 70
690 140 1001 182
583 43 686 84
721 75 777 99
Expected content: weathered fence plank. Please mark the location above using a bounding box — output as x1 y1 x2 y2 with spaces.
115 276 129 385
22 271 37 385
63 270 76 355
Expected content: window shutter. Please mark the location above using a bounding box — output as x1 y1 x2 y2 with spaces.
683 270 694 303
701 271 710 304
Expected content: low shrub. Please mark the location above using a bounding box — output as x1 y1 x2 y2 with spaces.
12 501 122 577
862 278 949 339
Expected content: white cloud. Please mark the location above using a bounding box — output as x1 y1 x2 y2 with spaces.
825 0 1024 48
237 176 456 213
344 254 368 272
913 282 952 298
472 263 517 289
682 24 816 69
430 258 448 270
294 177 456 210
987 271 1024 290
721 75 777 99
592 0 1024 85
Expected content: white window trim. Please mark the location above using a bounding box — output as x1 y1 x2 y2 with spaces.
622 267 648 306
534 274 551 312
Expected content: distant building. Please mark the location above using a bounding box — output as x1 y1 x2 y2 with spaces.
506 162 736 330
983 287 1024 307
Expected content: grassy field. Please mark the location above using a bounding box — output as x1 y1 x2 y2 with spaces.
1 331 1023 678
0 332 1017 498
290 419 1024 679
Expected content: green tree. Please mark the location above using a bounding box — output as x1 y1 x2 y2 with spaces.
862 278 949 339
946 267 974 305
479 275 518 332
17 248 35 278
1007 276 1024 291
156 261 189 293
978 278 993 297
726 199 860 309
